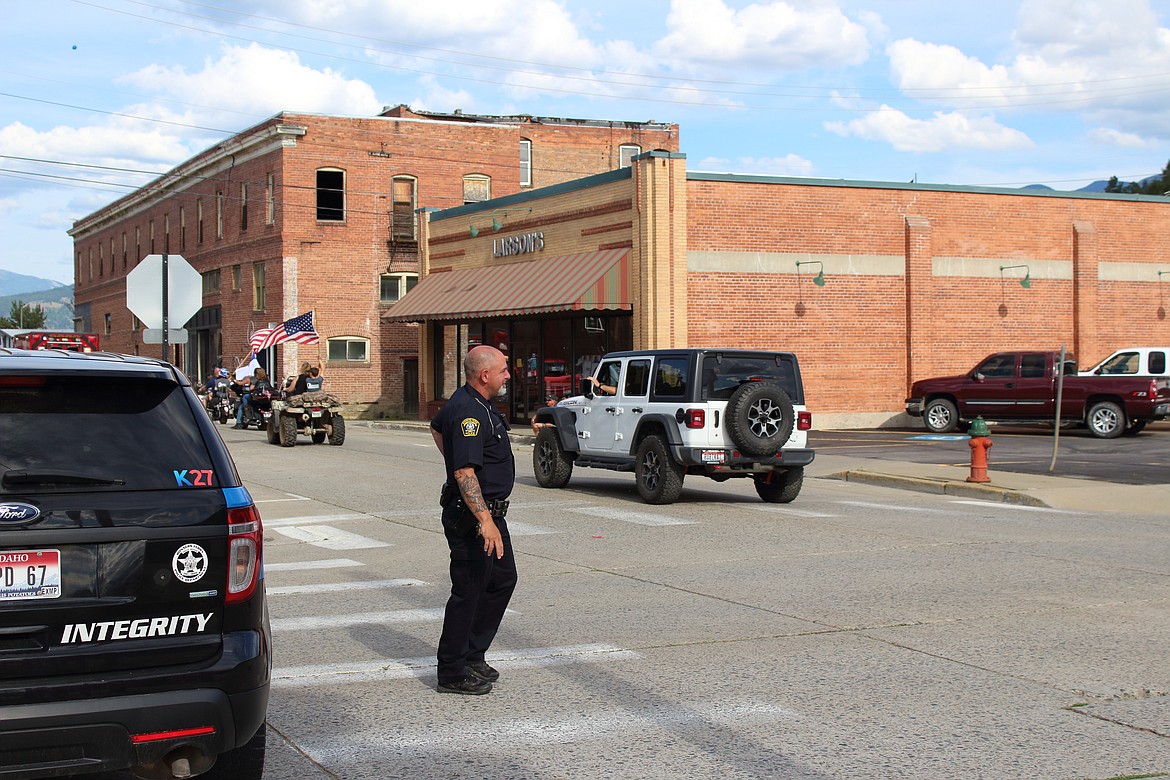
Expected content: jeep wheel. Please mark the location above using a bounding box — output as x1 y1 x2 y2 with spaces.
923 398 959 433
329 414 346 446
279 414 297 447
635 434 684 504
534 428 573 488
725 382 794 456
202 723 266 780
266 417 280 445
755 467 803 503
1087 401 1125 439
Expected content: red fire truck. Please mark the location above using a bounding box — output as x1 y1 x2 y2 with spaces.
12 331 101 352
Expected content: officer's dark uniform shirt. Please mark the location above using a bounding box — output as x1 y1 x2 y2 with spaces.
431 384 515 500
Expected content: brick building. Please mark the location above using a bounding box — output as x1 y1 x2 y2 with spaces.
68 106 679 415
389 152 1170 428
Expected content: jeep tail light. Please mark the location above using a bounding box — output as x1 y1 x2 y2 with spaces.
797 411 812 431
685 408 706 428
224 489 263 605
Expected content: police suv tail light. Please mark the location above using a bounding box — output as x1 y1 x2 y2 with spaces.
685 409 705 429
797 411 812 431
225 501 263 605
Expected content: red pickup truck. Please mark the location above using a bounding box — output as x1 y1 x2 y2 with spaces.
906 351 1170 438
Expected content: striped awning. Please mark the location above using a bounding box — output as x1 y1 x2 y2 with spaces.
383 248 631 322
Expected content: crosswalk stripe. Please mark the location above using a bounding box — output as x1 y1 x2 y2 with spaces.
273 643 641 688
264 514 370 527
271 608 448 631
948 499 1076 514
273 525 391 550
264 558 363 572
565 507 695 526
266 578 428 595
747 505 838 518
504 521 559 535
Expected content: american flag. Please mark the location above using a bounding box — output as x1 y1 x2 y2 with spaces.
250 311 319 352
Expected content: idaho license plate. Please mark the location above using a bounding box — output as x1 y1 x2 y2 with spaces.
310 409 323 418
0 550 61 600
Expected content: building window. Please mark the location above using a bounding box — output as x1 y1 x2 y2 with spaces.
327 337 369 362
197 199 204 243
121 232 127 270
98 244 104 277
380 272 418 303
164 214 170 253
88 248 93 280
266 173 275 225
463 174 490 204
202 269 220 295
232 264 241 291
109 238 114 274
132 315 140 332
135 226 141 265
520 139 532 187
150 220 155 254
316 168 345 221
216 192 224 239
240 182 248 231
252 262 265 310
391 176 416 241
104 313 111 335
179 207 186 251
619 144 641 168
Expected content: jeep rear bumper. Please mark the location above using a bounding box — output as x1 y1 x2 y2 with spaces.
676 446 815 471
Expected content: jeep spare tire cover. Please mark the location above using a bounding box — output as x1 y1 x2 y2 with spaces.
725 381 795 456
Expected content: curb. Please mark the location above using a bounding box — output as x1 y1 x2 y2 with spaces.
823 470 1050 508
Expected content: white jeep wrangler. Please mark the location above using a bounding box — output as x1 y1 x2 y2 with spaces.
530 349 814 504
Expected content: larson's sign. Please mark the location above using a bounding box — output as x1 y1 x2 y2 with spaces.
493 231 544 258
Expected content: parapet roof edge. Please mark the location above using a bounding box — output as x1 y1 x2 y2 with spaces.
685 170 1169 203
431 167 633 222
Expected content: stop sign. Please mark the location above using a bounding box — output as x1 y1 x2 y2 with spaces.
125 254 203 329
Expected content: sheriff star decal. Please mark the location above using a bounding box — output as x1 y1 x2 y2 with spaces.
172 544 209 584
461 417 481 437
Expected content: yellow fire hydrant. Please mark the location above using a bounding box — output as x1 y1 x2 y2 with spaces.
967 416 992 483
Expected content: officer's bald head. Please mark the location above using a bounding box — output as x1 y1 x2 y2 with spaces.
466 346 509 396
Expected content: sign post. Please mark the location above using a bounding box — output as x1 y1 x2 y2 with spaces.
126 254 202 361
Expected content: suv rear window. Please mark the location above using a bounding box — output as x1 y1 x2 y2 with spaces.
0 375 215 492
702 355 800 401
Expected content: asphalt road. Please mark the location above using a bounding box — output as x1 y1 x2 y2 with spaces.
810 421 1170 485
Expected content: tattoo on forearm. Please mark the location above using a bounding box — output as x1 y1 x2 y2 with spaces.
456 471 488 515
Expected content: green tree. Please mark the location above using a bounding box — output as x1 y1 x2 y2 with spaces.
0 300 47 329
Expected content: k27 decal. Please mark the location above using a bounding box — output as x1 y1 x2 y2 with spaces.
173 469 214 487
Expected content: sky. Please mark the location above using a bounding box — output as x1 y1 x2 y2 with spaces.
2 0 1169 285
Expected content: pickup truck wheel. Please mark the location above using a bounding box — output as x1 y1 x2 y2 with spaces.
533 428 573 488
329 414 346 446
923 398 959 433
635 435 684 504
279 414 297 447
755 467 803 503
1087 401 1125 439
725 382 794 456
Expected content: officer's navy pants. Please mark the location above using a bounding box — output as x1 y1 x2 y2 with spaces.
437 509 517 682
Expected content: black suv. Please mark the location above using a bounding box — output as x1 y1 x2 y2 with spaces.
0 350 270 779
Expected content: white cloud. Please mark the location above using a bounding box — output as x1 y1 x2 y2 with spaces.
694 154 815 176
655 0 871 72
1087 128 1156 149
825 108 1033 153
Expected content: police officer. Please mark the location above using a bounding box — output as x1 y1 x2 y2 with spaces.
430 345 517 695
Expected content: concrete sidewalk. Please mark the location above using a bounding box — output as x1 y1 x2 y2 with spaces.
359 419 1169 515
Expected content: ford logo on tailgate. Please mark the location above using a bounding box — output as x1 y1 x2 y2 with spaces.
0 503 41 525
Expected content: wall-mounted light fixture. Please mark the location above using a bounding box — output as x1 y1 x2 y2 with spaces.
795 260 825 287
999 264 1031 289
469 208 533 237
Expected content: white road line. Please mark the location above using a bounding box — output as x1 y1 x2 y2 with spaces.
265 558 363 572
303 700 796 759
948 499 1078 514
504 521 559 535
273 525 392 550
264 514 371 527
254 496 312 504
746 505 839 518
835 500 939 513
266 578 428 596
273 643 641 688
565 507 695 526
272 608 448 632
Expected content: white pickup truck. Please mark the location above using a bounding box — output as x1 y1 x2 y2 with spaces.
1078 347 1170 378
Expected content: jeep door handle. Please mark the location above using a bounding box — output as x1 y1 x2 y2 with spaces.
632 407 644 413
604 407 616 413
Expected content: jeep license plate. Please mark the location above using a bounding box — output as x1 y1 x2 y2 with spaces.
0 550 61 600
701 450 726 464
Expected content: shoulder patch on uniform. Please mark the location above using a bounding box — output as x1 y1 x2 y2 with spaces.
461 417 481 437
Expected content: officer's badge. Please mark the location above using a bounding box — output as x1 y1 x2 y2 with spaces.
461 418 480 437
